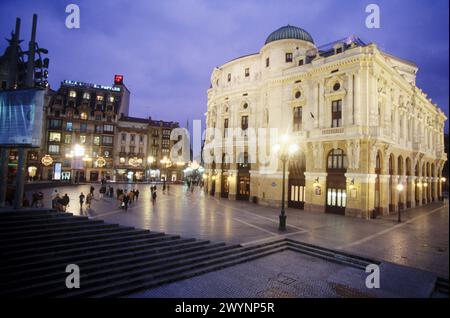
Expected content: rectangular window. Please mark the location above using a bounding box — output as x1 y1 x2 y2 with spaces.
49 132 61 142
286 53 293 63
95 115 102 121
130 134 135 142
245 68 250 77
139 147 143 154
139 135 144 142
48 144 60 154
129 146 135 153
293 107 302 132
266 57 270 67
83 92 90 100
95 125 102 133
66 122 73 131
224 118 229 138
227 73 231 82
80 135 86 144
299 59 304 66
331 100 342 128
64 134 72 144
102 136 113 145
93 136 100 145
241 116 248 137
49 119 62 129
69 90 76 98
121 133 126 141
162 140 170 148
103 124 114 133
96 95 104 101
80 123 87 133
162 129 171 138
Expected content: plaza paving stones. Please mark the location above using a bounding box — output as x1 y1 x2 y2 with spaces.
25 183 449 279
127 250 437 298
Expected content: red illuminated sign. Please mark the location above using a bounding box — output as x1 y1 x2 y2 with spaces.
114 75 124 85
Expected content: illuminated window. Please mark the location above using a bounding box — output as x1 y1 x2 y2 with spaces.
64 135 72 144
49 132 61 142
103 124 114 133
66 122 73 131
96 95 104 101
80 135 86 144
83 92 90 100
108 96 114 102
102 136 113 145
93 136 100 145
48 145 60 154
80 112 88 120
69 90 76 98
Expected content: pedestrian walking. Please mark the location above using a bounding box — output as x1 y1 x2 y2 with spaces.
151 187 157 205
90 185 95 198
123 194 129 211
135 189 140 200
86 193 93 209
51 189 59 208
79 192 85 210
61 193 70 212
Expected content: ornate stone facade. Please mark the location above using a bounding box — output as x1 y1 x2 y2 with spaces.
204 25 447 218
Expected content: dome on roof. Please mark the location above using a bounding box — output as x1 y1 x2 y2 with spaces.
265 25 314 45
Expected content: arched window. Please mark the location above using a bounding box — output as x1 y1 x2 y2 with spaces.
80 112 88 120
375 152 381 174
327 149 347 170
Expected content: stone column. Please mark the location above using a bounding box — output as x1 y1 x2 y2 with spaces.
389 175 399 213
379 174 391 216
407 176 415 208
304 172 327 213
354 72 361 126
398 174 407 210
228 169 238 200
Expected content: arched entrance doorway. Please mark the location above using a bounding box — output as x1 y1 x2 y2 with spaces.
374 152 382 216
406 157 412 208
397 156 404 210
326 149 347 215
221 153 230 198
237 152 250 201
210 161 216 196
415 163 420 206
431 163 435 202
388 154 396 212
288 152 305 209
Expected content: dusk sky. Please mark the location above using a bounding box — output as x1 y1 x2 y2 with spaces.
1 0 448 132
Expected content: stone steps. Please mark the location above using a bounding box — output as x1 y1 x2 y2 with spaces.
0 210 287 298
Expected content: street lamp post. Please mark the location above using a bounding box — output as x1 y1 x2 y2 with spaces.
273 134 299 231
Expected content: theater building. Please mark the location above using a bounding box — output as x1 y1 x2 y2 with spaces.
204 25 447 218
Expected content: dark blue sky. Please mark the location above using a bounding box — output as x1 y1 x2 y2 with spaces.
1 0 448 132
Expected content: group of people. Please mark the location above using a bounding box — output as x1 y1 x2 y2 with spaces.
116 188 140 211
24 181 171 213
50 190 70 212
